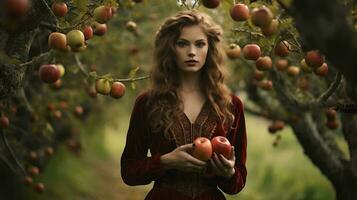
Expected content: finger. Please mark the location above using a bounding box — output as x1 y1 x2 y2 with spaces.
178 143 195 152
230 146 235 160
218 154 233 168
212 153 225 171
184 163 204 172
209 158 220 174
186 155 207 166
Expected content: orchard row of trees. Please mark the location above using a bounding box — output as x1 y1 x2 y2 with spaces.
0 0 356 199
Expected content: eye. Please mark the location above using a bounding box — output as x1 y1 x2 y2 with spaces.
196 41 206 48
176 40 187 47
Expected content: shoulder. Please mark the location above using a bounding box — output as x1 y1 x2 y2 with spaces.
135 90 151 104
230 93 244 109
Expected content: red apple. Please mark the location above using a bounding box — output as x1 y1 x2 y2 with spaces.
274 40 290 57
110 82 126 99
28 151 37 162
256 56 272 71
29 166 39 176
230 3 250 21
261 19 279 37
259 80 273 90
51 2 68 17
59 101 68 110
48 32 67 51
286 66 300 77
34 183 45 193
74 106 83 117
56 64 65 77
226 43 241 59
326 120 338 130
275 59 289 71
92 22 107 36
314 62 328 76
325 108 337 120
45 147 54 157
251 6 273 28
95 79 111 95
202 0 220 9
23 176 33 186
0 116 10 129
83 26 93 40
300 58 313 73
274 120 285 130
296 77 309 90
243 44 261 60
253 69 265 81
39 64 60 84
192 137 212 161
66 30 85 49
52 110 62 120
94 5 112 24
305 50 325 68
5 0 30 18
211 136 232 159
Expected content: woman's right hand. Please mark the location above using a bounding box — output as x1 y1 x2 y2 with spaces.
160 143 207 173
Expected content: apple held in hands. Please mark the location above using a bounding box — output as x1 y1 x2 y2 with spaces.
211 136 232 159
192 137 212 161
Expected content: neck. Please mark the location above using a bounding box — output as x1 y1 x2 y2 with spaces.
178 71 202 93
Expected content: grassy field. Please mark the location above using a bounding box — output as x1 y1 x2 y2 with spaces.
27 94 336 200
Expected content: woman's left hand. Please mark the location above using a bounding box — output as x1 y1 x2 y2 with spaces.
209 146 236 179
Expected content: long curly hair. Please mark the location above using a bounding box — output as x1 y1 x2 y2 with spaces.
146 10 233 136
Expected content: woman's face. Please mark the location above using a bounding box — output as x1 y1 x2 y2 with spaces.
174 25 208 73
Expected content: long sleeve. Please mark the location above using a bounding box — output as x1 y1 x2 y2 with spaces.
217 95 247 194
120 93 167 186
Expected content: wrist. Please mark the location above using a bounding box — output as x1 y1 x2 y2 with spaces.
160 154 171 169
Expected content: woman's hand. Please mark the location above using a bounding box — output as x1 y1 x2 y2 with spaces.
160 143 207 173
209 146 236 179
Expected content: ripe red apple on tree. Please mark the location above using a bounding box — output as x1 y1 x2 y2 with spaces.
192 137 212 161
259 80 273 90
275 59 289 71
110 82 126 99
314 63 328 76
94 5 113 24
305 50 325 68
39 64 61 84
0 116 10 129
51 2 68 17
5 0 30 18
202 0 220 9
211 136 232 159
45 147 54 157
256 56 272 71
226 43 241 59
243 44 261 60
300 59 313 73
56 64 65 77
261 19 279 37
66 30 85 50
83 26 93 40
48 32 67 51
230 3 250 22
286 66 300 77
274 40 290 57
74 106 84 117
325 108 337 120
23 176 33 186
29 166 40 176
34 183 45 193
251 6 273 28
92 22 107 36
253 69 265 81
95 79 111 95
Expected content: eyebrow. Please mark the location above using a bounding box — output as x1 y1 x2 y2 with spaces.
177 38 207 42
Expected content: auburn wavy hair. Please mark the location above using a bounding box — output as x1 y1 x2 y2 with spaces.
146 10 233 136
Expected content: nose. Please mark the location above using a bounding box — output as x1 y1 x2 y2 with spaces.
188 45 196 58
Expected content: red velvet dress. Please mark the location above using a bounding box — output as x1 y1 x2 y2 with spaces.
121 91 247 200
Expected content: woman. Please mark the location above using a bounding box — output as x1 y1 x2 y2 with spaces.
121 10 247 200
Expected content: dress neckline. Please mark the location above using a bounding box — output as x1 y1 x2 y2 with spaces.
181 100 208 125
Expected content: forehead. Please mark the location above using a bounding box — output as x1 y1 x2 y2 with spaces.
179 25 207 41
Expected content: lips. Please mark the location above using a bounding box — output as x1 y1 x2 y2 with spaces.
184 60 198 64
